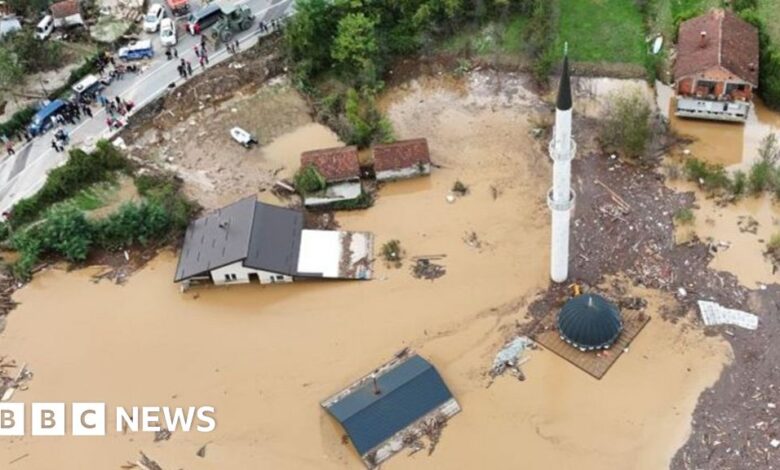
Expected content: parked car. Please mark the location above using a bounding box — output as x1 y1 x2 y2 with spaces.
118 40 154 60
159 17 177 46
186 3 223 35
28 99 67 136
143 4 166 33
167 0 190 17
35 15 54 40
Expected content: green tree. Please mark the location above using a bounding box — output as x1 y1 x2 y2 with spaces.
285 0 340 80
599 89 652 159
39 206 93 262
10 30 63 74
0 47 24 96
331 13 379 82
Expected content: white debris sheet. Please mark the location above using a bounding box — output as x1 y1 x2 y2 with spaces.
491 336 533 376
697 300 759 330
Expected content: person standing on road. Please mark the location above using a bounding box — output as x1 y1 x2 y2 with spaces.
234 39 240 52
194 45 200 58
83 104 92 118
173 48 178 59
186 60 193 77
201 34 207 51
6 140 15 156
177 63 185 78
51 139 61 152
203 52 209 65
199 55 205 70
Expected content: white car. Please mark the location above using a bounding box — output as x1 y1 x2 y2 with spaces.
143 4 165 33
35 15 54 40
159 18 177 46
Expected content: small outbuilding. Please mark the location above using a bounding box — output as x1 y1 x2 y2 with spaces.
558 294 623 351
372 138 431 182
321 352 460 468
673 9 759 122
300 145 362 207
50 0 84 28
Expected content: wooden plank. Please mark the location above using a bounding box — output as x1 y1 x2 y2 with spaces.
533 309 651 380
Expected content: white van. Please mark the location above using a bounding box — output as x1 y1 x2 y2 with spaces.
159 18 177 46
143 4 166 33
35 15 54 40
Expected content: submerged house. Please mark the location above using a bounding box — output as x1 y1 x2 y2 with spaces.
372 138 431 181
300 145 362 207
174 196 373 288
321 352 460 468
673 9 759 122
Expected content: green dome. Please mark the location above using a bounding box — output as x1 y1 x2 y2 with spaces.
557 294 623 351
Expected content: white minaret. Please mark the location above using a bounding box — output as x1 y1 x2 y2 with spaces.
547 47 576 283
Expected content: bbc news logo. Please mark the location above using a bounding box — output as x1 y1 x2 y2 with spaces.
0 403 216 436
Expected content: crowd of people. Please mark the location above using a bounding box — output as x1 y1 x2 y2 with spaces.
3 13 291 158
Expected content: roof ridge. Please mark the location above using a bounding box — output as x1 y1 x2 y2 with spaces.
717 10 723 67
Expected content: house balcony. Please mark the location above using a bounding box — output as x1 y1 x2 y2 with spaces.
674 96 750 123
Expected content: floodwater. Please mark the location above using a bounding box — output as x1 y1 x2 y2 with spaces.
0 73 732 469
260 122 342 180
656 82 780 170
669 180 780 288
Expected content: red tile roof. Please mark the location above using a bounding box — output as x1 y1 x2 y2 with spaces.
50 0 80 18
674 9 759 86
300 146 360 183
372 138 431 172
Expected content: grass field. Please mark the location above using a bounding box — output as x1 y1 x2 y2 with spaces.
556 0 647 65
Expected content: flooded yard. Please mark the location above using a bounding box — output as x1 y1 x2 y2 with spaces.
0 72 735 470
656 82 780 170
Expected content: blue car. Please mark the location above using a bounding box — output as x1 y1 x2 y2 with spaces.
118 40 154 61
27 99 67 137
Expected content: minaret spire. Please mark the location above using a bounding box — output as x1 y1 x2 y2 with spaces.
547 45 576 283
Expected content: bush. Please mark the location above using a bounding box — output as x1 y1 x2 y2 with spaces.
0 106 36 139
329 192 374 211
294 165 327 195
731 170 747 196
683 158 731 192
599 89 651 159
748 160 774 194
674 207 694 225
8 141 130 228
381 239 403 266
94 200 172 250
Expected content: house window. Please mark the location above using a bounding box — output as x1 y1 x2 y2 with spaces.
224 274 237 282
275 275 284 281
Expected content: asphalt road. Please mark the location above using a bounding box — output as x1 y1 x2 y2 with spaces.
0 0 294 214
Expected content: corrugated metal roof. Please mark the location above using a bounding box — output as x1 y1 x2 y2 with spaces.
325 355 454 456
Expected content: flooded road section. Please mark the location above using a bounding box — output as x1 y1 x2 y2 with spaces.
0 73 731 470
656 82 780 170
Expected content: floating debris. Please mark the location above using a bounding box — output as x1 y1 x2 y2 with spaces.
697 300 759 330
411 256 446 280
136 452 163 470
490 336 533 381
462 231 482 249
451 180 469 196
153 429 172 442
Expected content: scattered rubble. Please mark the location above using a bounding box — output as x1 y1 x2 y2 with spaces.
411 256 446 280
153 429 172 442
462 231 483 250
381 240 404 268
136 452 163 470
451 180 469 196
737 215 759 234
0 360 32 402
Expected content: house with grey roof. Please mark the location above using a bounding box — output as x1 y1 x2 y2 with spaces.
321 351 460 468
174 196 373 288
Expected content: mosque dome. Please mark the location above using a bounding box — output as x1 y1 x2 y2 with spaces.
557 294 623 351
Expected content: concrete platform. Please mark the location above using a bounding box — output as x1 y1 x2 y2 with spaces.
533 309 651 380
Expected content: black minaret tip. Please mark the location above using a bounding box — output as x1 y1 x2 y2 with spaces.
556 53 572 111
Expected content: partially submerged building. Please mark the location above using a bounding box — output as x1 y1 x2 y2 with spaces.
50 0 85 28
558 294 623 352
673 9 759 122
174 196 373 288
300 146 362 207
372 138 431 181
321 352 460 468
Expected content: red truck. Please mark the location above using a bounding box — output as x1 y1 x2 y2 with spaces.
166 0 190 17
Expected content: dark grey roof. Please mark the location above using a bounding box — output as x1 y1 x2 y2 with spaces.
174 197 303 282
557 294 623 350
174 196 256 282
244 202 303 275
325 355 454 456
556 55 572 111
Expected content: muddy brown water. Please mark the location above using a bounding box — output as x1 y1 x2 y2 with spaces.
656 82 780 170
0 73 732 469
